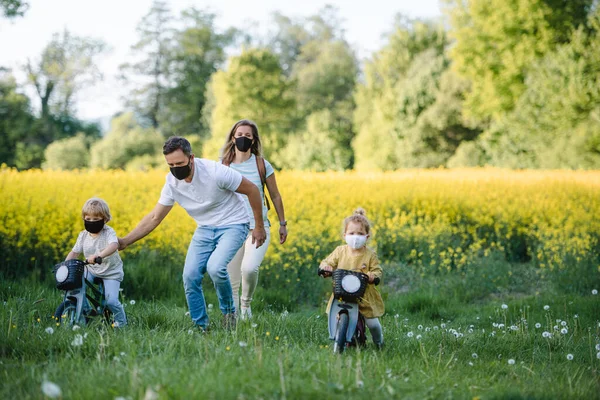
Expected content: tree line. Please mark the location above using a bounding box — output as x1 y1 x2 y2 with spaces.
1 0 599 171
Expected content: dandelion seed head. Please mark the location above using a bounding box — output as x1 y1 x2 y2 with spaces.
501 304 508 309
561 328 568 335
72 325 80 331
472 353 478 359
468 361 474 366
407 332 414 338
418 325 423 330
567 354 573 360
45 327 54 335
416 335 422 340
41 380 62 399
508 359 515 365
187 329 194 335
595 344 600 351
71 334 84 347
129 300 136 305
239 341 247 347
543 305 550 311
535 323 541 328
592 289 598 295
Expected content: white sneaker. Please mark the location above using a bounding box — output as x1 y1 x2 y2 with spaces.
240 306 252 320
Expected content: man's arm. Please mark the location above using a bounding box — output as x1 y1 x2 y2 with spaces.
236 176 266 248
118 203 172 250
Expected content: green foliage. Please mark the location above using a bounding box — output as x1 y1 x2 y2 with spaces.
353 17 478 170
445 0 594 122
42 133 91 170
160 9 235 139
0 72 34 167
90 113 164 169
203 48 295 163
119 0 174 129
279 108 354 171
0 0 27 18
465 11 600 168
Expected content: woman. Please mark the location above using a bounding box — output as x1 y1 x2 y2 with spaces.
221 119 288 320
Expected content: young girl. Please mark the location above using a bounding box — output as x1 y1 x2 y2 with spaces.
320 208 384 348
66 197 127 327
221 119 288 320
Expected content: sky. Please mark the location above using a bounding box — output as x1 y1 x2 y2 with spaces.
0 0 442 122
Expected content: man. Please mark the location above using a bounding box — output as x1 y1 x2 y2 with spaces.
118 136 266 331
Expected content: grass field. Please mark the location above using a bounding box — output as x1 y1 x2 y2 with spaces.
1 167 600 399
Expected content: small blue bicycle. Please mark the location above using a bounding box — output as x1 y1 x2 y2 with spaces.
52 257 112 326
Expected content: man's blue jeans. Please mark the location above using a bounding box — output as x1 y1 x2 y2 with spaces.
183 223 249 328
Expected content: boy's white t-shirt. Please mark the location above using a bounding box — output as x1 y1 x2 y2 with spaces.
72 225 124 281
158 158 249 226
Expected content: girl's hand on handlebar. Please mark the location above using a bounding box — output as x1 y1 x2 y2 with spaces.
367 272 375 283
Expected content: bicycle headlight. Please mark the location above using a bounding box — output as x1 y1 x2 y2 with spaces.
341 274 361 294
55 265 69 283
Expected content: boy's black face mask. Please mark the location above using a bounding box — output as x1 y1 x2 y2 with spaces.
84 219 104 234
170 157 192 180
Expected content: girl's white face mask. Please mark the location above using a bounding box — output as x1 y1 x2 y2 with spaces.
345 234 367 249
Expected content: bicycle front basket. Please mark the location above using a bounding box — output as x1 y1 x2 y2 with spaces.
53 259 85 290
332 269 369 302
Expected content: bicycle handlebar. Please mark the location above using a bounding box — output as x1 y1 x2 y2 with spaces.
317 268 380 285
84 257 102 265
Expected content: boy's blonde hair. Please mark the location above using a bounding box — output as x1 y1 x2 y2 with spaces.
82 197 111 222
342 207 371 236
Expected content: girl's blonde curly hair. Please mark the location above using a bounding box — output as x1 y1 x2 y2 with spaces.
342 207 371 236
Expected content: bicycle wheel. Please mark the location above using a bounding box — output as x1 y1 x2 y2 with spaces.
333 312 349 354
54 300 77 326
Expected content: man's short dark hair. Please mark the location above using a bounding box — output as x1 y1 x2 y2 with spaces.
163 136 192 156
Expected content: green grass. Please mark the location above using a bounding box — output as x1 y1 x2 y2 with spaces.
2 261 600 400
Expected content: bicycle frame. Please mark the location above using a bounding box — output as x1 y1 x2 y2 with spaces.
60 267 106 326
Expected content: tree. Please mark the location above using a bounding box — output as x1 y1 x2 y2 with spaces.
160 8 236 139
266 6 359 170
119 0 174 129
0 71 34 167
0 0 28 18
90 112 164 170
470 10 600 168
203 48 295 164
352 17 451 170
445 0 594 122
43 133 90 170
24 29 104 146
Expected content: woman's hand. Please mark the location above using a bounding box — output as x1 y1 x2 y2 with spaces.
279 225 288 244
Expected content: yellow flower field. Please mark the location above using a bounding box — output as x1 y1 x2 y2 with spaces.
1 166 600 290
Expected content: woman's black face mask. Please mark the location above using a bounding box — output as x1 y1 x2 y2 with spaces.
170 157 192 180
235 136 253 152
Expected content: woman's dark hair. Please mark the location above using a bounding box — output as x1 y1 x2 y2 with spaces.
163 136 192 156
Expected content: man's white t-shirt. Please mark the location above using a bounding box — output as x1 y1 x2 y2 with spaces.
158 158 249 226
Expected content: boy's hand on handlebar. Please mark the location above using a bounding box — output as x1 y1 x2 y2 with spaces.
86 255 102 264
